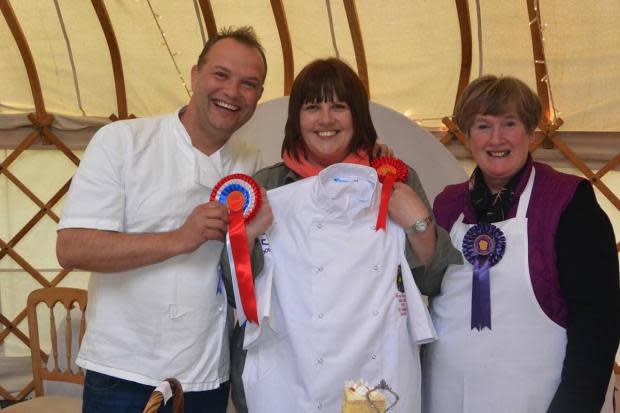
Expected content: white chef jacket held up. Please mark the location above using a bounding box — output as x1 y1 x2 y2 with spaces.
59 108 261 391
239 163 436 413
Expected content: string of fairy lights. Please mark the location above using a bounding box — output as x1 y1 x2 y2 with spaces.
146 0 192 98
530 0 560 124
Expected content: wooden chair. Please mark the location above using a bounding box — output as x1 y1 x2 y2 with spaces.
4 287 87 412
142 378 184 413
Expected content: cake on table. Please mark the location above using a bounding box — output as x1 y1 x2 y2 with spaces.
341 380 386 413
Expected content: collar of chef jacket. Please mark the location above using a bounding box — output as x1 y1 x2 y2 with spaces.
311 163 379 223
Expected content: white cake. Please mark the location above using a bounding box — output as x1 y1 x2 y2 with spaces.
340 380 386 413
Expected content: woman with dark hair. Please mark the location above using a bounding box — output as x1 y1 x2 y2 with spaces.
423 75 619 413
228 58 459 413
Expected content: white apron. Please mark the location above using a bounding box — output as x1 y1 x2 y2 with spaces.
423 168 568 413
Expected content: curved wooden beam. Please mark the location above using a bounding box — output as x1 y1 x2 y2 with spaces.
197 0 217 38
526 0 552 124
594 154 620 181
270 0 294 95
91 0 129 119
343 0 369 97
0 0 46 118
454 0 472 113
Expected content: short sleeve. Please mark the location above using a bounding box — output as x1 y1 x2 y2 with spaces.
58 122 129 231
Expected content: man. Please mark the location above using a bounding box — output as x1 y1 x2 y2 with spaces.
56 26 270 412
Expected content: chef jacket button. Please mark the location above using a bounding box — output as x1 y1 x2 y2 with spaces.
218 306 224 312
317 266 324 272
318 313 324 319
317 357 323 364
317 402 323 409
372 310 379 316
316 223 323 229
373 265 379 271
371 353 377 360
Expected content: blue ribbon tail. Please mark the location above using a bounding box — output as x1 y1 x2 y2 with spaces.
471 258 492 330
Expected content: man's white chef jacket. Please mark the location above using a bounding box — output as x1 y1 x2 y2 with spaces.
59 108 260 391
239 163 436 412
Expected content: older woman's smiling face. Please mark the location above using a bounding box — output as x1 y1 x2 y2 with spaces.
467 111 532 193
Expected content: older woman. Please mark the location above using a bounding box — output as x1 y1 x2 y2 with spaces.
423 75 619 412
227 58 460 413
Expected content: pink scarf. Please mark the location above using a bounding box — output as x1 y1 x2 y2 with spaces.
282 149 370 178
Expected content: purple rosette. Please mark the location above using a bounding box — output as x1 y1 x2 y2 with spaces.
462 223 506 330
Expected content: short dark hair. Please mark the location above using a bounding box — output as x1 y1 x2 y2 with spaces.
282 58 377 160
196 26 267 79
455 75 542 135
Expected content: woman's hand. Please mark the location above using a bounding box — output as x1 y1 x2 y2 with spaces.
387 182 429 228
373 141 394 158
388 182 437 267
245 187 273 246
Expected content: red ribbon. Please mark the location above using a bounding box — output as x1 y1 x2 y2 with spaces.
375 172 397 231
227 192 258 324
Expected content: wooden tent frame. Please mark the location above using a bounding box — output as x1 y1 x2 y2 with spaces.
0 0 618 401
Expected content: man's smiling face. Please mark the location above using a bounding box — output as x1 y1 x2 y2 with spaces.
189 38 265 141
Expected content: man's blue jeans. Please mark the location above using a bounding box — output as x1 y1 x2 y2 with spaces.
82 370 230 413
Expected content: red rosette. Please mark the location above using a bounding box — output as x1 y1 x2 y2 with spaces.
211 174 261 324
370 157 408 231
371 156 409 183
210 173 262 223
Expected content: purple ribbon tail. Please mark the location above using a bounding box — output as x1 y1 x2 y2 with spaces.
471 257 492 330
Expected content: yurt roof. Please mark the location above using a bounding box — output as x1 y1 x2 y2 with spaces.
1 1 619 132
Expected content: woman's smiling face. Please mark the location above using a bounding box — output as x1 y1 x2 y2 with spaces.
299 97 354 168
467 111 531 193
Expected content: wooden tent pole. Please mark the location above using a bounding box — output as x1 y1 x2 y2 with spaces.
197 0 217 38
270 0 294 95
343 0 369 97
454 0 473 113
526 0 557 148
441 0 473 145
0 0 46 119
92 0 131 120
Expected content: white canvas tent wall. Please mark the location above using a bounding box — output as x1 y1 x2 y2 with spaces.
0 0 618 403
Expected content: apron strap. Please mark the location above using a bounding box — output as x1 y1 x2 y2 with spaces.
516 166 536 218
454 212 465 227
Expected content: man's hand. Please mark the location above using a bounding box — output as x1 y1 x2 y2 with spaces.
175 201 229 252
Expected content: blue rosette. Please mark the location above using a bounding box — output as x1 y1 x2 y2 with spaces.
462 223 506 330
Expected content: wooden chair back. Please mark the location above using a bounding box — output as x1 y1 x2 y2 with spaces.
142 378 184 413
27 287 87 397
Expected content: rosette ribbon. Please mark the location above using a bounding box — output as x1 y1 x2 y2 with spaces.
462 223 506 330
211 174 261 324
371 157 408 231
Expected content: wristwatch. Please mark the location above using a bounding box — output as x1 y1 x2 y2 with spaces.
404 215 433 234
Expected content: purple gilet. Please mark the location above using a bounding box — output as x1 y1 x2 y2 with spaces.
432 160 584 327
